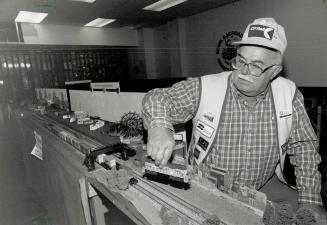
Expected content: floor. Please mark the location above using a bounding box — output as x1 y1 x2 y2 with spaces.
0 108 47 225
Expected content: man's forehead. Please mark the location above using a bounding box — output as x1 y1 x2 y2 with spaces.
237 45 277 62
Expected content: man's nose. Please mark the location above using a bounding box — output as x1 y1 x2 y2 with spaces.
240 64 250 75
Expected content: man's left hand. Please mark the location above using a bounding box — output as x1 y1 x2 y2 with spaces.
297 203 327 221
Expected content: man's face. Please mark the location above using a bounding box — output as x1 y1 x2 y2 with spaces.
231 45 281 97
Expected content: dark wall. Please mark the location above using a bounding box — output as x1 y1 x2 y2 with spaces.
0 44 134 102
0 22 19 42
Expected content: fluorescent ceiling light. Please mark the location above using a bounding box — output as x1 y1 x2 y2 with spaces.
84 18 116 27
143 0 187 11
71 0 96 3
15 11 48 23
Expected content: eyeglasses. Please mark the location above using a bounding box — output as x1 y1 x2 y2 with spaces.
231 57 277 77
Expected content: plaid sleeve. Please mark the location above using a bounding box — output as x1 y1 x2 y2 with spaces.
288 90 322 205
141 77 200 131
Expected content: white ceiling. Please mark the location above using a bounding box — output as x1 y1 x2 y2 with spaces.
0 0 237 29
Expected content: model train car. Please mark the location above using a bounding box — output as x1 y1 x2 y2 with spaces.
142 141 191 183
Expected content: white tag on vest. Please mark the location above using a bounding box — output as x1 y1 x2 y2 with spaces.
196 120 215 138
279 110 292 119
201 112 215 123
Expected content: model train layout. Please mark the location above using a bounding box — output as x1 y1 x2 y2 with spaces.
33 108 323 225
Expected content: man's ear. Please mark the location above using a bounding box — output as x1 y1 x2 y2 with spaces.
270 65 283 80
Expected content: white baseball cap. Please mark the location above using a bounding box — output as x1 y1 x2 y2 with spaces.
233 18 287 55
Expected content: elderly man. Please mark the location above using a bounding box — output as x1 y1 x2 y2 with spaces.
142 18 326 218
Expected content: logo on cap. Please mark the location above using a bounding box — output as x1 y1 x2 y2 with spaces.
248 25 274 40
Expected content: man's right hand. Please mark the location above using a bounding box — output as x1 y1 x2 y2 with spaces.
147 127 175 168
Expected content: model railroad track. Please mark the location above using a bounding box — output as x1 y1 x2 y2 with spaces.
43 114 103 147
32 113 103 151
131 172 210 225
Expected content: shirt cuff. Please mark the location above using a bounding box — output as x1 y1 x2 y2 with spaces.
148 119 175 132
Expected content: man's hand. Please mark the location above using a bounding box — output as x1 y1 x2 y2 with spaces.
296 203 327 222
147 127 175 168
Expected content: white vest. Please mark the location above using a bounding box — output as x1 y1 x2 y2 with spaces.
188 72 296 185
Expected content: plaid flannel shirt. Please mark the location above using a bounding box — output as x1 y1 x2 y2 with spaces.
142 76 322 205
